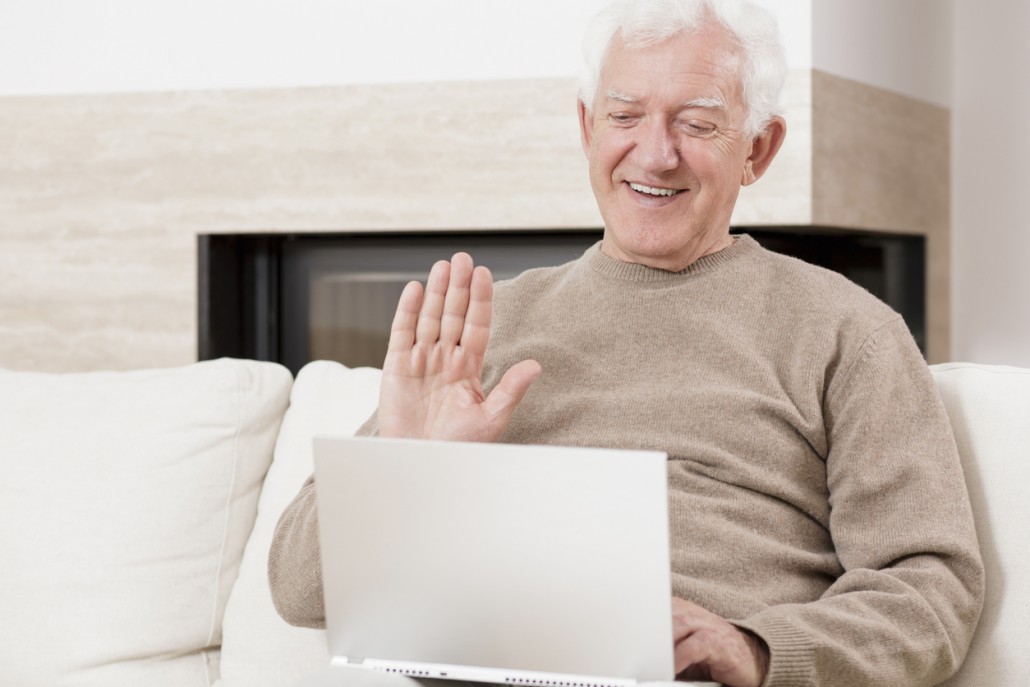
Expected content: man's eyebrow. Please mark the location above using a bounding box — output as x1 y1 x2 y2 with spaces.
679 96 727 111
604 90 727 112
605 89 639 104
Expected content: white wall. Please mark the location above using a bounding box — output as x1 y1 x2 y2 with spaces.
0 0 811 96
812 0 952 107
3 0 947 103
0 0 595 95
951 2 1030 367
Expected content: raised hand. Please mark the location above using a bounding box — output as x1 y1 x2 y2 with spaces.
377 252 541 442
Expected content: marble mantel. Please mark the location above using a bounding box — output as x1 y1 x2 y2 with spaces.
0 70 949 371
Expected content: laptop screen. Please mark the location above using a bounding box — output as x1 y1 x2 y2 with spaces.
313 436 674 685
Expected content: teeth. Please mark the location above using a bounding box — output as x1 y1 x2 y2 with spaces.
629 182 680 197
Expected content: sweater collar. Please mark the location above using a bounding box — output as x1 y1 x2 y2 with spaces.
585 234 759 283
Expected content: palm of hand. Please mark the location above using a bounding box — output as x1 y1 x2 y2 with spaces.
382 343 497 442
377 253 540 443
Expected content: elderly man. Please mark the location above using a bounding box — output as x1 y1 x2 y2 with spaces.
269 1 984 685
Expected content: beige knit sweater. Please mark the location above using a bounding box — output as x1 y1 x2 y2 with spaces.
269 236 984 686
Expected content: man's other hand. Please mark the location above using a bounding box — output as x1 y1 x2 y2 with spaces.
672 597 770 687
378 252 541 442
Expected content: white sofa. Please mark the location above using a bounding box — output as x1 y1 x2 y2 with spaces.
0 358 1026 686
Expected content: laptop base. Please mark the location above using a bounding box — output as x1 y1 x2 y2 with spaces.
297 664 717 687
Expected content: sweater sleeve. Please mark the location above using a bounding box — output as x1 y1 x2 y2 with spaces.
737 318 985 686
267 411 381 628
267 475 326 628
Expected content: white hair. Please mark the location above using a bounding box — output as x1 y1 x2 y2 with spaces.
578 0 787 139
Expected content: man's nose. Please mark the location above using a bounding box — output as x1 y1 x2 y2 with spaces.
637 120 679 172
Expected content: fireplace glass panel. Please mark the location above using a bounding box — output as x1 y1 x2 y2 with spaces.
278 232 603 373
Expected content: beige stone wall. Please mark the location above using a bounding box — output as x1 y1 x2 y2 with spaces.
0 71 947 372
0 80 595 372
811 70 951 362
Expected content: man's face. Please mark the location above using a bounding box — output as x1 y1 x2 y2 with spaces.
580 25 769 271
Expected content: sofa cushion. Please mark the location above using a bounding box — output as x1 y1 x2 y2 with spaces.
932 363 1030 686
216 360 382 687
0 358 291 687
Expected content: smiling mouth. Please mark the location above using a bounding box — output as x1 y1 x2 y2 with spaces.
628 182 682 197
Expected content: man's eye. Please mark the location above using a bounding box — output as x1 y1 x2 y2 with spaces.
682 120 716 135
608 113 638 125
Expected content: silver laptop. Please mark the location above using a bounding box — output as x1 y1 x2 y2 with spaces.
311 436 676 687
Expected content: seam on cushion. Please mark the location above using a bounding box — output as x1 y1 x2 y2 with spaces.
932 363 1030 376
206 365 245 647
202 647 216 686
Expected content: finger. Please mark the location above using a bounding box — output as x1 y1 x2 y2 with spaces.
671 597 710 641
675 630 733 679
440 252 474 345
415 260 450 344
674 625 764 687
670 598 721 674
386 280 424 354
482 359 542 435
672 614 690 642
674 632 718 677
459 265 495 356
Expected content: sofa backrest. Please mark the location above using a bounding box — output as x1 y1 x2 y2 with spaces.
0 358 292 687
932 363 1030 686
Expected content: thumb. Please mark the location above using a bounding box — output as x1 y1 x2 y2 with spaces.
482 359 542 435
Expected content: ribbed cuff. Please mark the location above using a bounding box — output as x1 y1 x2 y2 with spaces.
734 614 815 687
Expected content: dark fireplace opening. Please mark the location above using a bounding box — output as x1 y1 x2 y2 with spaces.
199 228 925 376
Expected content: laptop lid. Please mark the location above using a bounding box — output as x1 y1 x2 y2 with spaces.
312 436 674 687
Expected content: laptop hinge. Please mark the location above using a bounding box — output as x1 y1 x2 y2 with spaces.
354 658 637 687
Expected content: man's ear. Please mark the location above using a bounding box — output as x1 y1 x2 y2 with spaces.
578 99 594 157
741 116 787 186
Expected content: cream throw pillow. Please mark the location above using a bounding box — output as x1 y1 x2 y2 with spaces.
0 359 292 687
216 360 382 687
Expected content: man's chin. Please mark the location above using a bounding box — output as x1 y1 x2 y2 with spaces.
601 227 734 271
600 238 690 271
